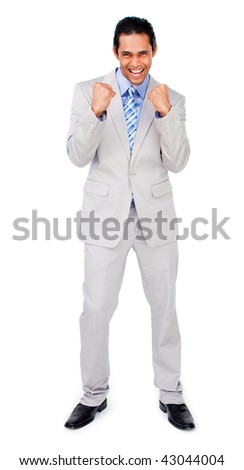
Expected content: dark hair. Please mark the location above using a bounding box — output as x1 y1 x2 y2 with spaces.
113 16 157 53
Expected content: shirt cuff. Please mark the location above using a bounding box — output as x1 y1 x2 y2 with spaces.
155 106 172 119
98 111 107 121
155 111 162 119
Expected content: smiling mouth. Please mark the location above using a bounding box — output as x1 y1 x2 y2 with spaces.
129 68 144 76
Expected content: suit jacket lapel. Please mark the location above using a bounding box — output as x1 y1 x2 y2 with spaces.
130 76 159 166
103 70 130 159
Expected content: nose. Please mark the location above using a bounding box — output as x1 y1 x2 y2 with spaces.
129 55 140 68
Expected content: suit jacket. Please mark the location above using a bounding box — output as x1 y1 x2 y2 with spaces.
67 69 190 247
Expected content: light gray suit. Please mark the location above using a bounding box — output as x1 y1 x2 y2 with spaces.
67 69 190 406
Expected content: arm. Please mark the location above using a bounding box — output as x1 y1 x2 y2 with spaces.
155 95 190 173
148 85 190 173
66 83 106 168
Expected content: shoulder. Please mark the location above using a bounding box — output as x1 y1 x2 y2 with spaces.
71 75 105 104
77 74 106 88
74 70 115 100
168 87 184 105
75 75 104 98
77 69 115 89
149 75 185 105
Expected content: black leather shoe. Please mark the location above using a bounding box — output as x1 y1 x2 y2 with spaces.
64 399 107 429
159 401 195 430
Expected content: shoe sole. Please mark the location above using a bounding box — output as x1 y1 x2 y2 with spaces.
159 401 195 431
65 400 107 430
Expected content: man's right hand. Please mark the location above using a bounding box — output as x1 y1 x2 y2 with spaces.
91 83 116 117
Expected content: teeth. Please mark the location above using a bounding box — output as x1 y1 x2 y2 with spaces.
130 69 143 74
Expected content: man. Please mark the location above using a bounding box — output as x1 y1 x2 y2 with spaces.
65 16 195 431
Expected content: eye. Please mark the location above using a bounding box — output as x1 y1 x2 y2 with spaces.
140 51 148 56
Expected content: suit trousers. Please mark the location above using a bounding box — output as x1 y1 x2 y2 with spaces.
79 202 183 406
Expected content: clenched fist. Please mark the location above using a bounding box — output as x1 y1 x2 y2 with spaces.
148 84 172 117
91 83 116 117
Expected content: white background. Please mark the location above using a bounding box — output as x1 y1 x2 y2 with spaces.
1 0 244 468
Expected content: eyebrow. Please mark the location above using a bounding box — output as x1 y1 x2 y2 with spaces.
121 50 149 54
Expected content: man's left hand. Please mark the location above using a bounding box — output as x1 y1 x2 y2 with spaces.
148 84 172 117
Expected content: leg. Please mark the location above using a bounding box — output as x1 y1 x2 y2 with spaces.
134 237 183 404
79 240 130 406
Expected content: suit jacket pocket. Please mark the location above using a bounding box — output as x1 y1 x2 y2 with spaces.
83 179 110 197
151 179 172 198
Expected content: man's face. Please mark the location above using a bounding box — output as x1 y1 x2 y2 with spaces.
113 33 157 85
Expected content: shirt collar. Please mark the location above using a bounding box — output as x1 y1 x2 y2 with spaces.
116 67 150 99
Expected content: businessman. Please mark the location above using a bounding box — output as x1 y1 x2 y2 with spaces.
65 16 195 431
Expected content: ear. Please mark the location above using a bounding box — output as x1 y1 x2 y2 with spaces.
152 45 158 57
112 47 119 59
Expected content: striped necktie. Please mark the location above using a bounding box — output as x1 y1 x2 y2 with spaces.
123 86 137 153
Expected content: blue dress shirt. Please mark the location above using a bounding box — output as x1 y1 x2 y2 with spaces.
116 67 150 127
116 68 151 205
